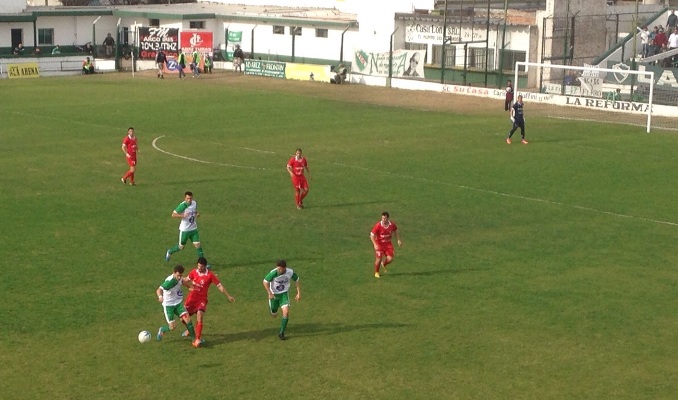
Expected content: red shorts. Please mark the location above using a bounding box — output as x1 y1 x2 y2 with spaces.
126 155 137 167
375 243 394 258
185 297 208 315
291 175 308 190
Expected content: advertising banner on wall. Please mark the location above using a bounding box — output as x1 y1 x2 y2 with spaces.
244 59 286 78
226 31 242 61
7 62 39 79
353 49 425 78
138 27 179 60
178 30 213 71
405 23 487 44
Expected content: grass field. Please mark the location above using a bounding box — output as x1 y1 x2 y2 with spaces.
3 71 678 400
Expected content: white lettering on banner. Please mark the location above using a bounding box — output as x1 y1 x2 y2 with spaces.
442 84 490 96
565 97 650 113
405 23 487 45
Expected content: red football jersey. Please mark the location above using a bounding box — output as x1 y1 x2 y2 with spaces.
187 269 221 301
287 156 307 176
371 221 398 245
122 135 138 155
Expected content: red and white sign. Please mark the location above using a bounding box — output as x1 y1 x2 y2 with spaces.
180 31 213 55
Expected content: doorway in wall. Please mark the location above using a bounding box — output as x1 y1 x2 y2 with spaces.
11 29 23 49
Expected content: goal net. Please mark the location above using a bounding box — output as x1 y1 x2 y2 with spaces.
513 61 677 133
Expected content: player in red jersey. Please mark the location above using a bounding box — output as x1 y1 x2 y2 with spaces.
286 148 310 209
504 79 514 116
370 211 402 279
121 127 138 185
184 257 236 347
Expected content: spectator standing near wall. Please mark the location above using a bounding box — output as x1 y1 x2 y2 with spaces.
637 26 649 57
233 44 244 72
667 10 677 32
654 28 668 51
103 33 115 58
155 50 167 79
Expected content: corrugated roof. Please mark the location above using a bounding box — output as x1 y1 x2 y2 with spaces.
26 3 357 25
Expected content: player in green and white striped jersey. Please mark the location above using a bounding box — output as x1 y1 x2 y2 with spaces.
165 191 207 263
155 264 196 343
263 260 301 340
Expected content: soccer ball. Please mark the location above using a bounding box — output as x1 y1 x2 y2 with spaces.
138 330 152 343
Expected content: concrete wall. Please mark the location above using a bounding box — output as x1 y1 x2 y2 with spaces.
197 0 434 14
0 0 27 14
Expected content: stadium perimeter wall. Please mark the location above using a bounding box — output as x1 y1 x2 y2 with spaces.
348 73 678 119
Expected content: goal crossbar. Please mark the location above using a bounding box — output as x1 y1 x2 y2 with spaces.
514 61 655 133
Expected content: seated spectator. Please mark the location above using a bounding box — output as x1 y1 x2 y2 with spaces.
330 64 347 84
52 45 61 55
13 43 25 56
82 57 95 74
204 54 213 74
33 47 41 56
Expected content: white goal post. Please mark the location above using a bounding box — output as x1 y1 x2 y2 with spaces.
514 61 655 133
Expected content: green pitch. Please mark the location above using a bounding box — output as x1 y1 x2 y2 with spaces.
2 73 678 400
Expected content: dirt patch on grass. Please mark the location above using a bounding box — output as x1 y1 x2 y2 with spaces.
128 69 503 116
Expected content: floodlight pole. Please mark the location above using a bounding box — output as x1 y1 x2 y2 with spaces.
388 27 398 88
92 16 101 58
115 17 121 71
440 0 448 84
498 0 509 87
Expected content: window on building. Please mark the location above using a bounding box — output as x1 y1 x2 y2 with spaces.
315 28 328 38
468 47 494 69
149 19 160 27
500 50 526 71
189 21 205 29
431 44 455 67
290 26 302 36
38 28 54 45
273 25 285 35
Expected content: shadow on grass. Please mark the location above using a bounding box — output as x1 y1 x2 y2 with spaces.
208 256 325 270
202 322 409 347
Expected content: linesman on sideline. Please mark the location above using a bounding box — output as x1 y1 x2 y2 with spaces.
506 95 528 145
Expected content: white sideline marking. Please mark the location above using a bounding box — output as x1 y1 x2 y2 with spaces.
152 136 270 170
13 106 673 228
329 162 678 227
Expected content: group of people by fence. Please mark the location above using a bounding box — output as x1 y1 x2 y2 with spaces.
638 10 678 67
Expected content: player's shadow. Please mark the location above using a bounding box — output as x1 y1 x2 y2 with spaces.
202 322 409 346
209 256 324 270
292 322 409 338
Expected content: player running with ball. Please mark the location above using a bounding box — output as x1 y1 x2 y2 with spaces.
184 257 236 348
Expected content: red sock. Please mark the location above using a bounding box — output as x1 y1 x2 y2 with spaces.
300 191 308 201
122 171 132 181
294 193 300 206
196 322 203 340
130 172 135 183
374 262 381 273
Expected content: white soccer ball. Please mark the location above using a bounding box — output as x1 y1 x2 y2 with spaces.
138 330 152 343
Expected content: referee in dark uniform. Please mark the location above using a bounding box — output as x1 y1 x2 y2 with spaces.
506 95 528 145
